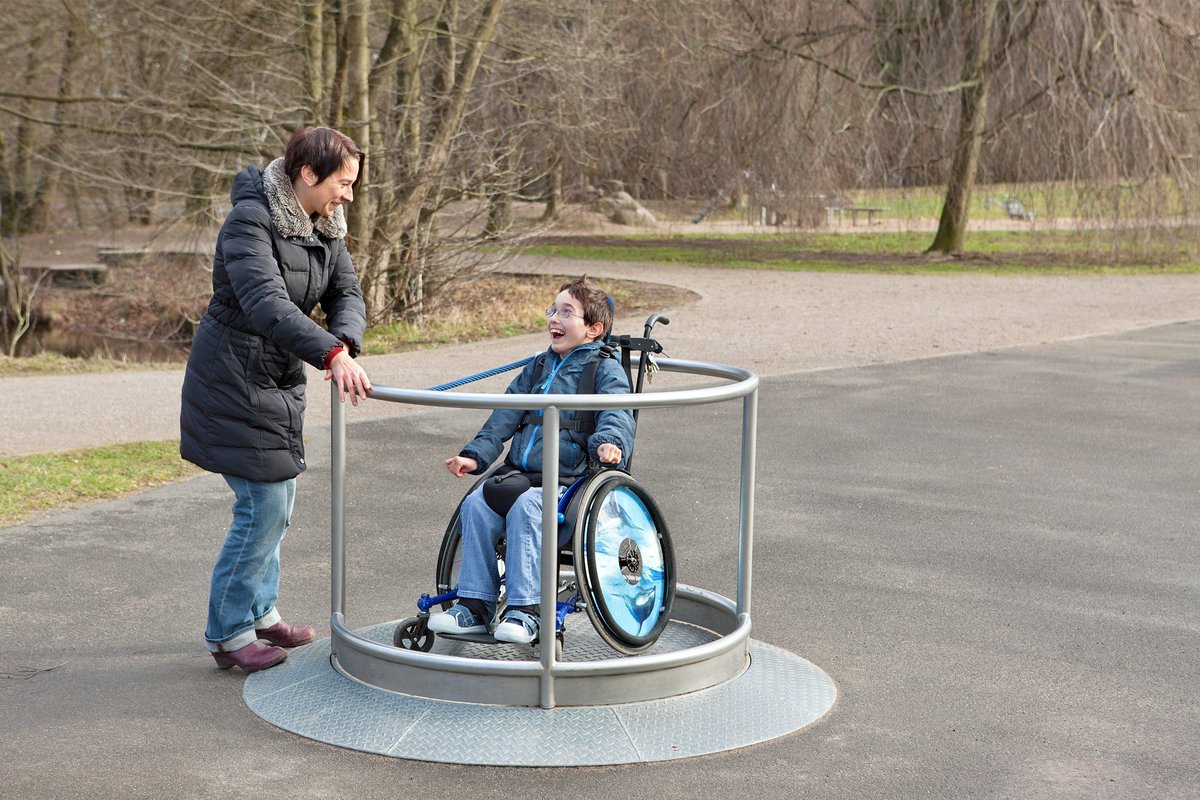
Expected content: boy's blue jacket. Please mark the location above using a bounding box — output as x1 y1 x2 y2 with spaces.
460 340 635 477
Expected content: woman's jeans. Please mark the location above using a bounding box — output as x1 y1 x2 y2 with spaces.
204 476 296 652
457 483 568 609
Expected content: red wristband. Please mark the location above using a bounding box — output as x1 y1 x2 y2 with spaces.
322 345 345 370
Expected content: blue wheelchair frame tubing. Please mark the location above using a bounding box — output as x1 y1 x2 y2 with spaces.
415 588 579 633
414 472 592 633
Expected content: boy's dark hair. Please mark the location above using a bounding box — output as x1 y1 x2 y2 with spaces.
559 275 612 336
283 126 365 187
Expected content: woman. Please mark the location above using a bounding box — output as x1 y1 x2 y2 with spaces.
181 126 372 673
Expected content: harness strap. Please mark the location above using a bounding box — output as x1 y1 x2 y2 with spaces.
520 348 612 469
519 415 594 431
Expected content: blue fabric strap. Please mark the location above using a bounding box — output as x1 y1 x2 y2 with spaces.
425 355 536 392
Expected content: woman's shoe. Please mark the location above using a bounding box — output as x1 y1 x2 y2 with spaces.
212 640 288 672
256 620 315 648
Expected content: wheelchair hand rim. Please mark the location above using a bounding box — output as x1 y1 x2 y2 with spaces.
575 473 675 652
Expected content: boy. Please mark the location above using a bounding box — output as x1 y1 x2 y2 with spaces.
430 276 635 644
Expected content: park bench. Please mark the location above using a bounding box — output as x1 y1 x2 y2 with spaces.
825 205 890 226
20 262 108 287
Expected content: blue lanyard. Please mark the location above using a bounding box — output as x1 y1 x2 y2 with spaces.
519 348 582 469
537 349 577 394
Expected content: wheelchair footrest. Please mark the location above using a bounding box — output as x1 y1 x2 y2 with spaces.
435 631 503 646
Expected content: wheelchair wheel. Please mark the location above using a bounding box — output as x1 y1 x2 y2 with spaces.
434 473 506 614
434 517 506 614
570 471 675 655
393 616 435 652
434 474 578 618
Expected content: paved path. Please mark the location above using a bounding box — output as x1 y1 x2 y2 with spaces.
3 257 1200 457
2 258 1199 798
1 319 1197 798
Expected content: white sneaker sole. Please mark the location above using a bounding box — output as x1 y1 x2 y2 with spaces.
492 622 538 644
427 613 487 635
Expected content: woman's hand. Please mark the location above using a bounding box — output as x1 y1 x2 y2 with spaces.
445 456 478 477
324 350 372 406
596 443 622 464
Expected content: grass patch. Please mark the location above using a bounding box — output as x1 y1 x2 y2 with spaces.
0 441 201 527
526 229 1200 274
0 351 185 376
852 178 1191 222
642 178 1192 225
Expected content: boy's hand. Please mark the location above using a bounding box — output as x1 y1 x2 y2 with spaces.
445 456 477 477
596 443 622 464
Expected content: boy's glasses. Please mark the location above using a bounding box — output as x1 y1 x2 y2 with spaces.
545 306 579 321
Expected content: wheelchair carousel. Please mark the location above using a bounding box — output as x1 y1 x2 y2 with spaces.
243 338 836 765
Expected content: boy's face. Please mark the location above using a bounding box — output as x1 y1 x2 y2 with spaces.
547 289 604 354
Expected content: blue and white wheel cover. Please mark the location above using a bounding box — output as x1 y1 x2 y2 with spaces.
591 487 666 638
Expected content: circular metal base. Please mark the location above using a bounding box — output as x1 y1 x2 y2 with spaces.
327 585 755 706
244 624 836 766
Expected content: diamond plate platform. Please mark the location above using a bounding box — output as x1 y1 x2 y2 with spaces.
244 622 836 766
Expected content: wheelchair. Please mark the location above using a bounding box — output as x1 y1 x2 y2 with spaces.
393 314 676 657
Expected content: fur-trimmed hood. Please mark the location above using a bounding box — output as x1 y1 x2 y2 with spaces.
231 158 347 240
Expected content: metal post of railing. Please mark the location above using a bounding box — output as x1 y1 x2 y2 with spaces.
326 359 760 707
331 383 348 622
539 405 561 709
736 388 758 618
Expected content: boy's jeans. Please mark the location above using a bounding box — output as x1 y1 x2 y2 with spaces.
457 483 569 609
204 475 296 652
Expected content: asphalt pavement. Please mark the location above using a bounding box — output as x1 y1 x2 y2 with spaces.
2 320 1197 799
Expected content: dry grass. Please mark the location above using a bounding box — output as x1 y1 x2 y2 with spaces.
1 272 697 374
362 273 697 354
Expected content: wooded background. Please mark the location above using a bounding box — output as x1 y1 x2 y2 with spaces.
3 0 1199 325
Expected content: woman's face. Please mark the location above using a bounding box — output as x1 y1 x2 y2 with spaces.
295 158 359 218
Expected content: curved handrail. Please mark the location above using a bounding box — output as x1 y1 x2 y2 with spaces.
329 354 759 708
367 356 758 411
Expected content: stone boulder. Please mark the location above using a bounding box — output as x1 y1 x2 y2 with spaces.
598 189 657 227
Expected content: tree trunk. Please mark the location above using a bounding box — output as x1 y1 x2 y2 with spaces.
328 2 349 128
433 0 459 98
302 0 325 120
345 0 372 275
366 0 505 321
540 155 563 222
321 0 340 119
391 0 506 236
0 236 48 358
927 0 1001 254
5 34 42 235
28 23 79 232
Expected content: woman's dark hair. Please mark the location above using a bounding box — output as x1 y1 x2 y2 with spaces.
283 127 365 187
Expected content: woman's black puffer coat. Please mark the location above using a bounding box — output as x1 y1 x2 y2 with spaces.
180 159 367 482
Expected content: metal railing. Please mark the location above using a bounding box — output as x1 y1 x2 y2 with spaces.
329 355 759 708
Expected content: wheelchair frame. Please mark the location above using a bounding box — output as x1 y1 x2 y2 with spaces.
393 314 675 657
329 329 759 709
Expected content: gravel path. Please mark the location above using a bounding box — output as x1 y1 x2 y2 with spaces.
2 255 1198 457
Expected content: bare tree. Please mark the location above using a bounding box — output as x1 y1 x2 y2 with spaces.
0 205 48 357
4 0 1200 340
927 0 1007 254
636 0 1200 252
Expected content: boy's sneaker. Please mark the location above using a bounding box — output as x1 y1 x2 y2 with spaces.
493 606 540 644
428 600 494 635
